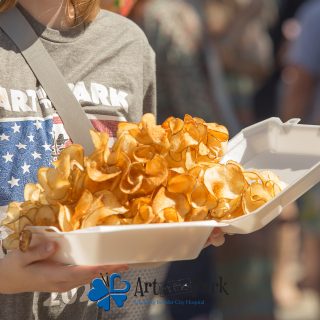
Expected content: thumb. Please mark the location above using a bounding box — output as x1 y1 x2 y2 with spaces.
21 241 57 266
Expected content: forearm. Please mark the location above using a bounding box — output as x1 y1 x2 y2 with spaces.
0 258 11 294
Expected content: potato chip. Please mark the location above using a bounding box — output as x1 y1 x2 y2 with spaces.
99 215 122 226
72 189 94 227
35 205 59 227
133 203 154 224
204 163 245 200
243 183 273 214
58 205 73 232
2 233 19 251
24 183 43 203
152 187 191 219
2 202 22 226
82 207 115 228
145 155 168 186
96 190 128 215
90 130 109 151
167 174 195 194
163 207 183 223
133 145 156 163
162 116 184 136
185 208 208 221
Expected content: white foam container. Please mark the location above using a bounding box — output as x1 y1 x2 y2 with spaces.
28 118 320 266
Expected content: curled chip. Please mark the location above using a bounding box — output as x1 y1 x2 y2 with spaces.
243 183 273 214
153 187 191 222
204 162 245 200
0 113 283 251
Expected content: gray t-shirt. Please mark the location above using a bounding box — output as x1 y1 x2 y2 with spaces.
0 6 167 320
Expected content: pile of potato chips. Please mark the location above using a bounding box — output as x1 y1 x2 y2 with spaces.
1 114 282 250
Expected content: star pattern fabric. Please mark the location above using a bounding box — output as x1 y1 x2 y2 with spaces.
0 117 53 205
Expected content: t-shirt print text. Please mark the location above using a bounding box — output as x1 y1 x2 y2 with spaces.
43 285 91 307
0 81 129 113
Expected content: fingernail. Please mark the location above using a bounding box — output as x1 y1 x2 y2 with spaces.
45 242 55 252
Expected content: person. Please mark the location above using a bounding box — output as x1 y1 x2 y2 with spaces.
0 1 224 319
281 0 320 123
206 0 277 127
254 0 308 121
206 2 282 319
280 0 320 307
128 0 240 135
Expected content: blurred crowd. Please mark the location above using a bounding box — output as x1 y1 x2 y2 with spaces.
106 0 320 319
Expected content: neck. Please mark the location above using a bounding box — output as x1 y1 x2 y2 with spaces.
18 0 75 29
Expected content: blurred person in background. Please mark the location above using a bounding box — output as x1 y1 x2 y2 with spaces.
280 1 320 314
129 1 239 319
253 0 309 312
205 1 281 320
206 0 277 127
254 0 308 121
281 0 320 123
129 1 284 319
129 0 240 135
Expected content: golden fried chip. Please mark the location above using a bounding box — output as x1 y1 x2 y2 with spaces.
90 130 109 150
133 145 156 163
58 205 73 232
185 208 208 221
35 206 58 227
145 155 168 186
163 207 183 223
2 233 19 251
167 174 195 194
24 183 43 202
204 163 245 200
243 183 273 214
153 187 191 219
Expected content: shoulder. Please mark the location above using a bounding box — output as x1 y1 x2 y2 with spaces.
143 0 202 54
93 10 150 46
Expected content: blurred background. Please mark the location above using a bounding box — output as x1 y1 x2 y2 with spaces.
105 0 320 319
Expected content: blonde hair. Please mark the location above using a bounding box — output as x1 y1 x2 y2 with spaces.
0 0 101 25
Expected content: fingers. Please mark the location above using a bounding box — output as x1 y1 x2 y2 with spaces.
205 228 225 247
209 233 225 247
19 241 57 266
27 261 129 293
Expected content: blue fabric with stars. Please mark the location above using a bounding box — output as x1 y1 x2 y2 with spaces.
0 118 53 206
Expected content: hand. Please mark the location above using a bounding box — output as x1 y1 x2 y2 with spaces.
0 241 128 294
205 228 225 247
